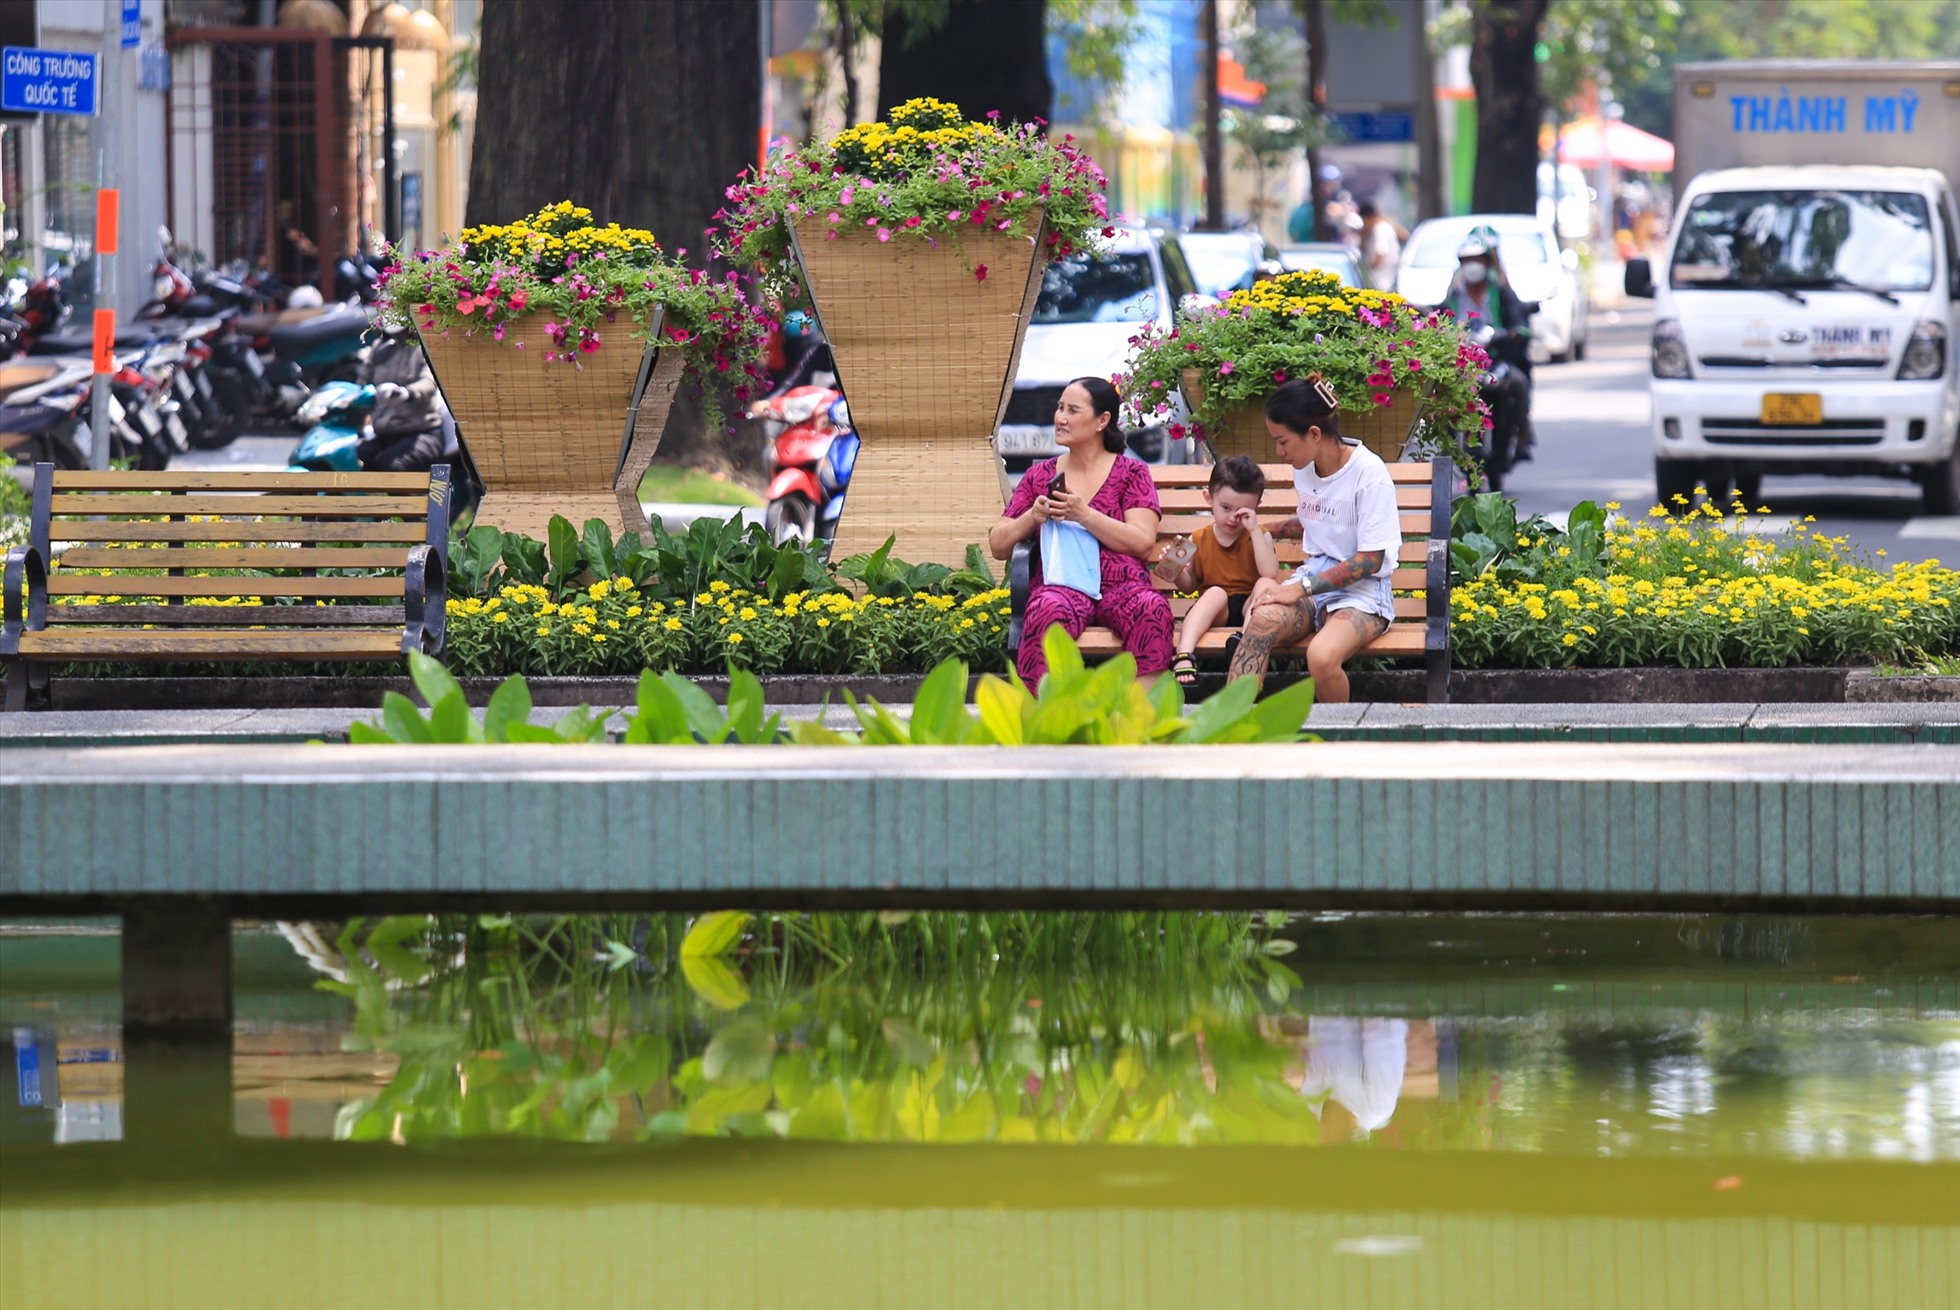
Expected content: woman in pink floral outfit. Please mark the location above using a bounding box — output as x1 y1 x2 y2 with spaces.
990 376 1175 685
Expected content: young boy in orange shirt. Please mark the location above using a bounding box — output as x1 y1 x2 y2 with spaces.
1159 455 1279 686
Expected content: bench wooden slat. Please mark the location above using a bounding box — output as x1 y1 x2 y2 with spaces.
48 494 431 518
1158 510 1431 536
1152 461 1436 486
49 471 433 492
1076 624 1427 658
46 575 408 599
1157 486 1432 512
51 520 430 544
1156 568 1427 593
17 628 406 659
56 546 416 570
46 605 409 628
1161 594 1427 620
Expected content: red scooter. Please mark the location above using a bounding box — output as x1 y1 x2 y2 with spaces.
756 385 858 546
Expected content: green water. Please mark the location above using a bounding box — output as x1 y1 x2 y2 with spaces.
3 913 1957 1309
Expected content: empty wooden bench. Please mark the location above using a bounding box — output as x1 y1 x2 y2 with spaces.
1010 458 1453 703
3 464 451 710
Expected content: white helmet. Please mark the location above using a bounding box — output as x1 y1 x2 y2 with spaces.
287 285 324 309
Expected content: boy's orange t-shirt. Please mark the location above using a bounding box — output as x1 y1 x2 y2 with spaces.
1191 524 1263 596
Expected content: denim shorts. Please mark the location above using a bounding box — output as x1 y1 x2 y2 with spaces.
1299 554 1396 626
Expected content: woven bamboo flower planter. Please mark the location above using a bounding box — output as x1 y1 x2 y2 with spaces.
790 215 1047 566
420 309 683 540
1180 368 1420 463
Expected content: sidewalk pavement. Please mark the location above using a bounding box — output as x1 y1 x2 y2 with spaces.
3 700 1958 748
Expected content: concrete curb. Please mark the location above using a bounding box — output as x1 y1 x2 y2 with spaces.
26 667 1960 712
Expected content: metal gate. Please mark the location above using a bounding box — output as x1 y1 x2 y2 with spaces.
165 28 395 301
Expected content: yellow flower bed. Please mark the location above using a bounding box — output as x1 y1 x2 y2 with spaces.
1451 500 1960 669
445 579 1013 678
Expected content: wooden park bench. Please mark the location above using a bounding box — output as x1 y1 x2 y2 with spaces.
3 464 451 710
1010 458 1454 703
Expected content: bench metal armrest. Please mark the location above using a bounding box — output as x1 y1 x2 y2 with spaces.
1424 457 1454 704
2 543 48 657
1006 538 1038 653
403 544 447 659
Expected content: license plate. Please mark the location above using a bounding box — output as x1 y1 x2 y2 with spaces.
995 426 1057 456
1761 393 1822 425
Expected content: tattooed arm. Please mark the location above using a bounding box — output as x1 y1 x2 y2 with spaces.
1248 548 1386 614
1301 549 1385 596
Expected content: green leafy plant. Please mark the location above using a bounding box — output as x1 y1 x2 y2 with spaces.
1451 496 1960 670
792 627 1316 746
0 453 31 521
347 651 612 743
834 536 1000 600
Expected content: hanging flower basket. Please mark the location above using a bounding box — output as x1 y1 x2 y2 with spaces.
1179 369 1424 463
378 201 766 539
718 99 1112 566
1132 269 1484 468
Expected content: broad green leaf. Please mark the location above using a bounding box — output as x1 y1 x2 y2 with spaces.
907 658 970 745
1245 678 1316 742
545 514 582 590
662 672 732 744
1177 675 1261 742
788 719 858 746
724 667 768 743
362 914 433 985
427 690 476 744
407 650 463 709
379 692 434 743
680 953 751 1010
346 721 392 744
1041 624 1086 689
626 670 693 744
702 1019 776 1084
579 518 619 579
963 543 998 587
973 675 1027 744
681 910 750 957
483 676 533 743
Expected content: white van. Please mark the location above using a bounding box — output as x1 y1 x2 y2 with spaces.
1626 61 1960 511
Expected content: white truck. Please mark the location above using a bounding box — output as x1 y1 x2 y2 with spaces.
1625 61 1960 512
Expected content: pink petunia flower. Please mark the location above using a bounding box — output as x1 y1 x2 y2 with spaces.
947 210 964 222
905 216 922 228
508 290 528 311
974 264 988 283
1218 361 1236 376
876 227 891 242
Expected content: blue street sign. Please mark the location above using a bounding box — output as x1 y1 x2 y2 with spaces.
121 0 142 49
2 47 99 116
1331 110 1415 144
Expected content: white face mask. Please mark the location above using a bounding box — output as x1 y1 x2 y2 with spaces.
1461 263 1489 285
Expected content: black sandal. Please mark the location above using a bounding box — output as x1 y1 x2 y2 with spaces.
1171 653 1199 686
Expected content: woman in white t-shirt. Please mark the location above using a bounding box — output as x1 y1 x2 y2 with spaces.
1225 375 1399 704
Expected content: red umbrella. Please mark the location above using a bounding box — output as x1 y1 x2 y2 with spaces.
1556 115 1675 171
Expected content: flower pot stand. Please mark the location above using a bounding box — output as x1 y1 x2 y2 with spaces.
791 217 1047 567
420 309 683 541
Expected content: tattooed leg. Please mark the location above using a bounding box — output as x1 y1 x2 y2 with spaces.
1227 593 1316 685
1305 607 1390 704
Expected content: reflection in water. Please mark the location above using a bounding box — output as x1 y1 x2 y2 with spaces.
5 914 1960 1310
211 913 1960 1161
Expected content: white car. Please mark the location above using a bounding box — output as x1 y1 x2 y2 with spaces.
1397 214 1592 363
995 227 1201 476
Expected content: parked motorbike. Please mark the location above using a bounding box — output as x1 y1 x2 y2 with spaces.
0 352 173 471
757 385 858 546
287 381 378 472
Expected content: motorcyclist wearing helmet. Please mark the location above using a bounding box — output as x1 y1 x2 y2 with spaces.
360 324 448 472
1445 234 1535 463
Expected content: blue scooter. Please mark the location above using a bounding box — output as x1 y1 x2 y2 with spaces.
286 381 376 472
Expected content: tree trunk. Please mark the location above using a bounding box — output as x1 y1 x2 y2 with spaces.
1469 0 1548 216
1303 0 1329 240
877 0 1051 127
466 0 761 478
1201 0 1223 229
